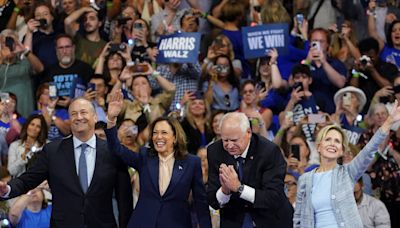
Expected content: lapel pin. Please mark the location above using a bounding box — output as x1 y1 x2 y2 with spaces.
250 156 254 160
179 165 183 170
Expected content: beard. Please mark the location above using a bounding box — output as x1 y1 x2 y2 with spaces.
60 56 73 66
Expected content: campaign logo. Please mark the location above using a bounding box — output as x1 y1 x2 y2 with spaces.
156 32 201 63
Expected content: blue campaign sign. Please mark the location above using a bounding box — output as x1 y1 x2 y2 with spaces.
242 23 289 59
156 32 201 64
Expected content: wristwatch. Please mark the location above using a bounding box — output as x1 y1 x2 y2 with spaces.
237 184 244 195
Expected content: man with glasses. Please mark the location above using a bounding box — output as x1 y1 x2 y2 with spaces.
42 34 93 108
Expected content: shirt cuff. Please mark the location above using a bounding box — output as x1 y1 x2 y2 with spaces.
240 185 255 203
1 185 11 198
216 187 231 206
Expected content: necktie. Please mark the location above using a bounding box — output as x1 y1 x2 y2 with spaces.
236 157 244 181
236 157 253 228
79 143 88 193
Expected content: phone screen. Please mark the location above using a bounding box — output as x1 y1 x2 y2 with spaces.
49 83 57 99
291 144 300 160
308 114 325 124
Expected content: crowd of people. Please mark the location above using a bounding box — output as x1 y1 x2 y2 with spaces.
0 0 400 227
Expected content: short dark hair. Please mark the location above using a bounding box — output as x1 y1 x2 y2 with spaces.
292 64 311 77
95 121 107 130
358 37 379 54
55 33 75 46
148 117 188 160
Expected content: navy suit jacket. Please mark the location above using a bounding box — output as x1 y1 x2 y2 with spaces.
207 134 293 228
7 136 133 228
105 127 212 228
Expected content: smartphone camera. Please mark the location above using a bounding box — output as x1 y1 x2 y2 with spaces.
311 41 320 51
109 43 126 53
48 83 57 99
359 55 371 66
133 22 144 30
38 19 48 28
5 37 14 52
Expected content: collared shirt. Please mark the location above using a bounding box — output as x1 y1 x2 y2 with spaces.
158 153 175 196
216 141 256 206
357 193 391 228
73 135 96 186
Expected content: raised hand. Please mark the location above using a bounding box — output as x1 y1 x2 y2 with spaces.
107 90 124 119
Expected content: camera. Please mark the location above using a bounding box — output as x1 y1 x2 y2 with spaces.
127 61 149 73
359 55 371 66
133 22 144 30
38 19 48 28
117 17 131 26
5 37 14 51
108 43 126 53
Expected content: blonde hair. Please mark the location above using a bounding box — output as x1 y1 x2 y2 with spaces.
315 124 349 156
260 0 291 24
330 21 359 59
185 98 211 130
214 34 235 60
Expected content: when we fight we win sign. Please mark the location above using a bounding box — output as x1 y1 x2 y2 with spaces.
242 23 289 59
156 32 201 64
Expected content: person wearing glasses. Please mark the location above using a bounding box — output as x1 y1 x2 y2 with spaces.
42 34 93 108
201 54 240 112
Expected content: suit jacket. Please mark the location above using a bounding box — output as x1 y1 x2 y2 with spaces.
7 136 133 228
207 134 293 228
105 127 212 228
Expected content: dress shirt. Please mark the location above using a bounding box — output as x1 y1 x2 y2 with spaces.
73 135 96 187
357 193 391 228
216 141 256 206
158 153 175 196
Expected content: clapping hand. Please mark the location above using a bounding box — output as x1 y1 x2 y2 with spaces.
219 164 241 193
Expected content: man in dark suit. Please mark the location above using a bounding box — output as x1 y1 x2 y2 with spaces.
0 98 132 228
207 112 293 228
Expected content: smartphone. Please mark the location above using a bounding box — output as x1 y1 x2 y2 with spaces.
256 81 266 92
5 37 14 51
128 125 138 135
0 92 10 103
292 82 303 91
87 83 96 91
133 22 143 30
291 144 301 160
308 114 326 124
393 85 400 94
253 5 261 13
311 41 320 51
296 14 304 26
48 83 57 99
128 63 149 73
336 16 344 32
342 92 351 106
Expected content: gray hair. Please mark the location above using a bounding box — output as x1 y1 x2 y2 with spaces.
68 97 97 115
219 112 250 133
368 103 388 119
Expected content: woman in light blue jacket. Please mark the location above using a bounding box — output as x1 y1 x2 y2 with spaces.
293 100 400 228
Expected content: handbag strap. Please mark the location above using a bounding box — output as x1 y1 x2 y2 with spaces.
309 0 325 22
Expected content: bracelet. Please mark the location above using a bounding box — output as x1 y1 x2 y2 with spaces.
275 129 285 137
106 1 113 8
13 7 20 13
106 115 117 124
203 58 210 64
301 59 311 66
269 61 277 66
152 71 160 79
202 12 209 19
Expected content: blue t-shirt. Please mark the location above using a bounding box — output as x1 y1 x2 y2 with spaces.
259 89 289 114
16 205 52 228
277 36 309 80
32 110 69 141
0 117 26 136
380 43 400 70
309 58 348 114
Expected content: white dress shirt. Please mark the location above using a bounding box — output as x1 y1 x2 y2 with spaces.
73 135 97 187
216 141 256 206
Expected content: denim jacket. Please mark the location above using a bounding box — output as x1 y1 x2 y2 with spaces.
293 128 388 228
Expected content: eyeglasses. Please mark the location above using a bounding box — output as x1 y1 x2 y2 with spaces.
57 45 73 50
224 94 231 108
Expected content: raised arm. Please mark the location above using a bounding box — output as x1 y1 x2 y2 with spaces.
64 7 96 37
